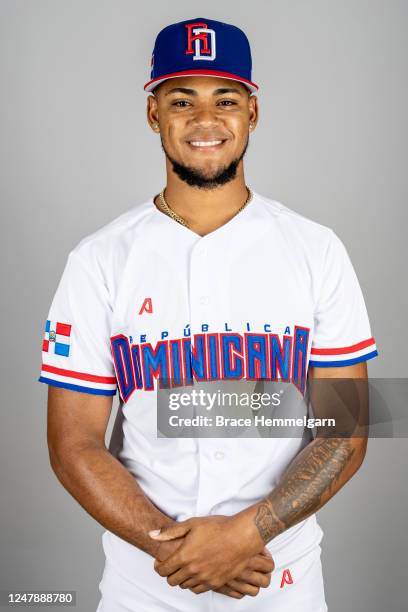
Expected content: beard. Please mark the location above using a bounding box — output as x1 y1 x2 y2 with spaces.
160 136 249 190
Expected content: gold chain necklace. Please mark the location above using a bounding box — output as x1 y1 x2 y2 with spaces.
157 186 253 229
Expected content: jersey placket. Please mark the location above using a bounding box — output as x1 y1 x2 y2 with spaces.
188 239 210 332
188 238 229 516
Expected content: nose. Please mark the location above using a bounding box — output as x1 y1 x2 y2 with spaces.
190 105 219 128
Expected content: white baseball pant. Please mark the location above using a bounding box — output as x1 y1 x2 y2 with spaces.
96 543 327 611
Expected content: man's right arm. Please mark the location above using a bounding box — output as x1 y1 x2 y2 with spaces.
46 385 173 558
46 385 274 599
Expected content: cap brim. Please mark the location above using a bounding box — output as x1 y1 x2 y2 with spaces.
144 69 258 93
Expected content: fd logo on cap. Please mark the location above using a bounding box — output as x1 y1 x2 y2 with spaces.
185 22 216 61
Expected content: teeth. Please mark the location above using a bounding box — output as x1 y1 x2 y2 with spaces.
189 140 223 147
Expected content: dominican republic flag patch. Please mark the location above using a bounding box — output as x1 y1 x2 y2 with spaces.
42 320 72 357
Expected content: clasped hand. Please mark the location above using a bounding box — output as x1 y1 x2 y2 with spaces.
149 514 274 599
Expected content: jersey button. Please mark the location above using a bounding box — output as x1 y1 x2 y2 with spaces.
214 450 225 461
199 295 209 305
197 246 207 257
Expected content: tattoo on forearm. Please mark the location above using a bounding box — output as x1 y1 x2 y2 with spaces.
254 438 355 543
254 499 285 542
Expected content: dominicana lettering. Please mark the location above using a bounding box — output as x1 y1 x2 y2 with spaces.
110 326 310 403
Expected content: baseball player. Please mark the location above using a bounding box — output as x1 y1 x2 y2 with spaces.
38 17 378 611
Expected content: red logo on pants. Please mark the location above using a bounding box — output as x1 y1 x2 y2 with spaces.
280 568 294 588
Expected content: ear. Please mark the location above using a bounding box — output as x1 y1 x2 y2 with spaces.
248 94 259 132
147 94 160 132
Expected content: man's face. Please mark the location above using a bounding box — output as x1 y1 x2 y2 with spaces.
147 76 258 188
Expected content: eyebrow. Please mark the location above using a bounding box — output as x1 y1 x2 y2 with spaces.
165 87 244 96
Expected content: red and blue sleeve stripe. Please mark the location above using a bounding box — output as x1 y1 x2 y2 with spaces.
38 364 117 396
309 337 378 367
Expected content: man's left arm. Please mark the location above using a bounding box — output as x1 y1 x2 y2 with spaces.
240 361 369 546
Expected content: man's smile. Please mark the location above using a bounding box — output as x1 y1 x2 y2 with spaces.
186 139 228 152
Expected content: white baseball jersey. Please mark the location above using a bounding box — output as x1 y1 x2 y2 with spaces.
38 190 378 605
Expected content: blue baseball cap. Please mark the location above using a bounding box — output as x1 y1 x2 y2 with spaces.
144 17 258 93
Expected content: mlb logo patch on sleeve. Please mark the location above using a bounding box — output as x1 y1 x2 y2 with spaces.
42 320 72 357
